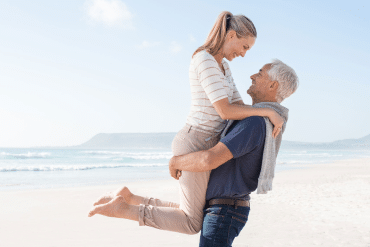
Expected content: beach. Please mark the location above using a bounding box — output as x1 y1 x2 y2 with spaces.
1 158 369 247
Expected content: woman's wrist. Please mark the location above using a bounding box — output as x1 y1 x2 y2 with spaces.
261 108 273 117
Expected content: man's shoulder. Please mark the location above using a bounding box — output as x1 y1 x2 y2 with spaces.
224 116 266 143
234 117 266 139
221 116 266 160
237 116 266 129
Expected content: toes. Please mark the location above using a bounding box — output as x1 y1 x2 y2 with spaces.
89 196 127 218
88 206 100 217
93 193 113 206
93 199 102 206
93 197 108 206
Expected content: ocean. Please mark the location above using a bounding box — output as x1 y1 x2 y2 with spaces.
1 145 370 191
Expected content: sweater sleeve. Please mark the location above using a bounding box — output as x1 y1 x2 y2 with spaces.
194 52 228 104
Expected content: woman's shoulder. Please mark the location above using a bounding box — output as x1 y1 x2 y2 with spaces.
192 50 215 63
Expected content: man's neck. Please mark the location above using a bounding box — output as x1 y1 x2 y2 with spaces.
252 98 278 105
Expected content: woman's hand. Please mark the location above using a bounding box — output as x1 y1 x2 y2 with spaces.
268 110 284 138
169 157 182 180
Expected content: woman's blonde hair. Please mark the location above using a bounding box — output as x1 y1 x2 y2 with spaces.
193 11 257 57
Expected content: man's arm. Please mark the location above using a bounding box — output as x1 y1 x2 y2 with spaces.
169 142 233 179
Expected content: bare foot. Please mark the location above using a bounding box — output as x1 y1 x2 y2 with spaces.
93 186 133 206
93 192 114 206
88 196 128 218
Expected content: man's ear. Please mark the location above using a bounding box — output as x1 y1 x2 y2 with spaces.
269 81 279 91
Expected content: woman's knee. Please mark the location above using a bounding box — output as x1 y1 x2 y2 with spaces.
186 227 201 235
187 218 203 235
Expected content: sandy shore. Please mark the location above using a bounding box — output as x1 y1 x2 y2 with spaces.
1 158 369 247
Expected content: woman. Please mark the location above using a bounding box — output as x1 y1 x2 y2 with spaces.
88 11 283 234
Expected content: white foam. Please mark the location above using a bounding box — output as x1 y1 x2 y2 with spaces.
277 160 314 165
0 152 51 159
0 163 168 172
80 150 172 160
289 153 343 157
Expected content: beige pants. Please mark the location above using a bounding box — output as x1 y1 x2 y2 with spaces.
138 125 220 234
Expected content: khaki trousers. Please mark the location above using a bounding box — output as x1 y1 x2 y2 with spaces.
138 124 220 234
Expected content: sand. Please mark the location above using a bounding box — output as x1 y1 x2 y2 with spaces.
0 158 369 247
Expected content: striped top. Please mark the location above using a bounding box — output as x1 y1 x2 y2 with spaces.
186 50 242 133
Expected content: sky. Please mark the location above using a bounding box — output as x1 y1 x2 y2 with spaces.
0 0 369 147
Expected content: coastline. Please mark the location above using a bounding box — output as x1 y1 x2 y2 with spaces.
0 158 369 247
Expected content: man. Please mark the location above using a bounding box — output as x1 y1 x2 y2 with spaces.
88 59 298 246
168 59 298 246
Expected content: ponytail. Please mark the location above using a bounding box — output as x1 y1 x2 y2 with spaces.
193 11 257 57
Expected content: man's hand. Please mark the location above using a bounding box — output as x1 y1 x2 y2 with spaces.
168 143 233 175
169 156 182 180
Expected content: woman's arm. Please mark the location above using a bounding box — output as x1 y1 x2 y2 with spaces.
214 98 270 120
232 100 246 105
214 98 283 138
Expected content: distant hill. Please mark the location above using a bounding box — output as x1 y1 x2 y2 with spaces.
281 134 370 149
77 132 370 150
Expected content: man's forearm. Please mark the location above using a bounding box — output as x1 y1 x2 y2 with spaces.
169 142 233 176
170 150 212 173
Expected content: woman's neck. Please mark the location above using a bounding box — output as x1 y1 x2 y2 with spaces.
213 51 224 64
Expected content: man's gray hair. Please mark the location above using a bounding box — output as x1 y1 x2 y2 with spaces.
267 59 299 103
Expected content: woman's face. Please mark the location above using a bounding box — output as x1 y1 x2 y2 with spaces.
222 31 256 61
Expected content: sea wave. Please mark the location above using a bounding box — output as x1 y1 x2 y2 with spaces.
0 152 51 159
289 153 343 157
0 183 24 187
0 163 168 172
80 151 172 160
121 154 172 160
277 160 314 165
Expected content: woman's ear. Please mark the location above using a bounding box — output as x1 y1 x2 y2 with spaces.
227 30 236 40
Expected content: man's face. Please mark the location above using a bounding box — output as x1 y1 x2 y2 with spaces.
247 64 272 100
